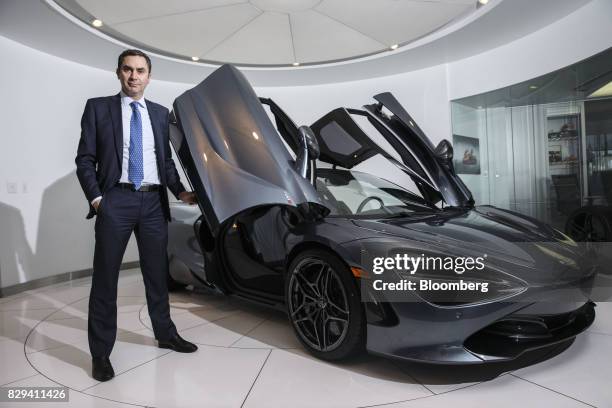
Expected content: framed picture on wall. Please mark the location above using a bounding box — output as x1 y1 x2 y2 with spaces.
453 135 481 175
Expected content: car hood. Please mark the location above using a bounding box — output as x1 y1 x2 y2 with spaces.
351 205 594 284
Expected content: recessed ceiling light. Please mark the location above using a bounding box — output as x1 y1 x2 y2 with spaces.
91 19 103 27
292 62 300 66
252 131 259 140
478 0 489 5
390 44 399 50
529 85 538 89
589 81 612 98
191 56 200 61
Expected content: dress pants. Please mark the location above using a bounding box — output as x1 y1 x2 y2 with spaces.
88 185 177 358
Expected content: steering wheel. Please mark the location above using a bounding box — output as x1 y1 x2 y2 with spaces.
356 196 392 214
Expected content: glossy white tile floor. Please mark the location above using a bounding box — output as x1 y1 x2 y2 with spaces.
0 268 609 407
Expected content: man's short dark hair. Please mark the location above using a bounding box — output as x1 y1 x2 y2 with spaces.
117 49 152 73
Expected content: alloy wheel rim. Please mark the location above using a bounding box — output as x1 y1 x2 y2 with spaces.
288 258 350 352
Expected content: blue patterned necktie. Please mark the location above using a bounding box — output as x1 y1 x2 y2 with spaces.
128 101 144 189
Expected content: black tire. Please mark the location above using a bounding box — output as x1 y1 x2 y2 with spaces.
565 206 612 242
285 249 365 360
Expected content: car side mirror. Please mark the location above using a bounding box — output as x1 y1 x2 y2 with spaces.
434 139 453 163
295 125 320 178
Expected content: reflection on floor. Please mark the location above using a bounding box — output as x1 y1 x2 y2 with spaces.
0 268 610 407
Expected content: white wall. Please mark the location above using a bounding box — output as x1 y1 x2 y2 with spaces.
256 63 451 145
447 0 612 100
1 0 611 289
0 36 190 288
0 35 450 289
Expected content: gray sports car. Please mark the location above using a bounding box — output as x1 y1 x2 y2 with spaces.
166 64 596 363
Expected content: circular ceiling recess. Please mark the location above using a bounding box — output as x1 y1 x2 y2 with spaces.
250 0 323 13
52 0 477 67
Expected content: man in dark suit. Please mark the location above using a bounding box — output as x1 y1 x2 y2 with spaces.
76 49 198 382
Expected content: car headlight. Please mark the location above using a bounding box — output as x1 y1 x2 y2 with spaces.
396 265 528 307
360 243 529 307
553 228 577 246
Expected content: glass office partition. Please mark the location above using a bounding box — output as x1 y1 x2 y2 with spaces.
585 99 612 202
451 47 612 234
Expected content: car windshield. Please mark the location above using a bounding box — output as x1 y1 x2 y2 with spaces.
315 169 436 217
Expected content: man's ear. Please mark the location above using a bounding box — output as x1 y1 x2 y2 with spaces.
116 69 120 79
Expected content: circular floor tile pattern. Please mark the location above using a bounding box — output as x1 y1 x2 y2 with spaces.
7 274 609 408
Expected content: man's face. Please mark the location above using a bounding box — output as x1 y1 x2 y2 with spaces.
117 55 150 99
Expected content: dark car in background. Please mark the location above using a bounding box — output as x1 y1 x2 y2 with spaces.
166 64 596 363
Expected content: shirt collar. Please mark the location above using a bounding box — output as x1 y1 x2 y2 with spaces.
120 91 146 110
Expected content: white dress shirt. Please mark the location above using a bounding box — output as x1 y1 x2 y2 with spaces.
91 92 160 207
119 92 160 185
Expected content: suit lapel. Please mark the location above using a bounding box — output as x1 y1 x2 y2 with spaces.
109 93 123 169
146 100 165 170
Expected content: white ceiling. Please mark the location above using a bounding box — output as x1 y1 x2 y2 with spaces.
63 0 476 66
0 0 593 86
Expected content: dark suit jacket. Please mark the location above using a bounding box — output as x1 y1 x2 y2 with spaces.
75 93 186 221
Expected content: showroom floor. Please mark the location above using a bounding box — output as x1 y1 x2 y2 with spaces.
0 268 610 408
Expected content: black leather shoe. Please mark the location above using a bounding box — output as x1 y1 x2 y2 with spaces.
92 357 114 382
158 334 198 353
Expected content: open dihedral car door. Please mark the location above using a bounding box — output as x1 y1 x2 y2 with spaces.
365 93 474 208
169 64 322 233
310 92 474 208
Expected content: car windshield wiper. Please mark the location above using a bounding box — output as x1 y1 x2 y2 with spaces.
383 211 416 219
383 205 441 218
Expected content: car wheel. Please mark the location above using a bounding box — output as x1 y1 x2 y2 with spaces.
285 249 365 360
